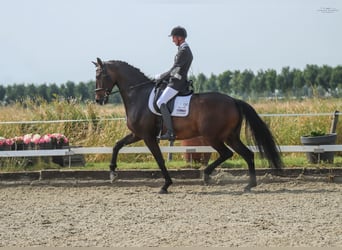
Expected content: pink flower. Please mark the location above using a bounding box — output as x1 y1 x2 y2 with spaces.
23 134 33 144
6 133 69 146
5 139 14 146
63 136 69 143
31 134 41 145
51 133 68 144
13 136 24 143
0 137 14 146
0 137 5 146
42 134 51 143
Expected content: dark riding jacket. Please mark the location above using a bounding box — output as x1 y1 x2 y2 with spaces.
159 42 193 92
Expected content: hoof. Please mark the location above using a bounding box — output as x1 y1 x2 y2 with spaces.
110 171 118 183
158 188 168 194
244 185 252 192
244 182 257 192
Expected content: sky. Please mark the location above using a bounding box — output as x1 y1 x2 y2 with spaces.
0 0 341 85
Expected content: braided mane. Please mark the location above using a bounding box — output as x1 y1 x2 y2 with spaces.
108 60 151 81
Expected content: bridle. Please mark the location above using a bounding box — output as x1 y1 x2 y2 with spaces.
95 63 117 100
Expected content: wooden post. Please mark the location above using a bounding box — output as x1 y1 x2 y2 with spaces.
330 110 339 134
167 140 174 161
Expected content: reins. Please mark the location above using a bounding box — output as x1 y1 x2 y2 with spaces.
129 80 154 90
110 80 153 96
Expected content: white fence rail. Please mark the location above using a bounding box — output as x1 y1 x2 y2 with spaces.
0 145 342 158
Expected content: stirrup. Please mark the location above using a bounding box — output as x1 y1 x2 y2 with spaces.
158 132 175 142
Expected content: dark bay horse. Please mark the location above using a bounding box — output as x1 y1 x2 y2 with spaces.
93 58 283 193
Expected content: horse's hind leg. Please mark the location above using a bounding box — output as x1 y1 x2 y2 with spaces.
110 133 141 182
203 141 233 184
227 138 256 191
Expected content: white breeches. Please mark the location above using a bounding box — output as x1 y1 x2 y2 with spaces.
156 86 178 109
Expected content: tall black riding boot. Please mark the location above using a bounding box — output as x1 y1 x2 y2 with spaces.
158 104 175 141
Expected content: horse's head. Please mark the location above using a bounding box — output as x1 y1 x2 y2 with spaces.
93 58 116 105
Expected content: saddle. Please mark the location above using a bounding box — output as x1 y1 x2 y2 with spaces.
152 80 193 114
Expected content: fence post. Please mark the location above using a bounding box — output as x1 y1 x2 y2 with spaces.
330 110 339 134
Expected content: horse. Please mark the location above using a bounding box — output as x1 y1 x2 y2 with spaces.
93 57 283 194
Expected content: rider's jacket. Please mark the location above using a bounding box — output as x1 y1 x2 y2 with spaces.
159 42 193 92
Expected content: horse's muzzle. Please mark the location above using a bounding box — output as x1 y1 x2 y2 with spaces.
95 96 109 105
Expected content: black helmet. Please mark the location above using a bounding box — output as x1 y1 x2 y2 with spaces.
169 26 187 38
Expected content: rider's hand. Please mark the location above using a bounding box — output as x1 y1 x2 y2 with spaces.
154 74 163 87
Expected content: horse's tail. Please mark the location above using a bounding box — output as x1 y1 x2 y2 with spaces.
235 99 283 170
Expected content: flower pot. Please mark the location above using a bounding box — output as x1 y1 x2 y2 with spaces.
300 133 337 163
0 145 12 151
13 142 24 150
23 143 34 150
52 142 70 166
39 142 54 150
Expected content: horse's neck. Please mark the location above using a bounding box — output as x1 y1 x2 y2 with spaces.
113 62 150 90
120 82 153 122
112 62 153 113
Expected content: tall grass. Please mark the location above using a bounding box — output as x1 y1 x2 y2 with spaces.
0 97 341 164
252 98 342 145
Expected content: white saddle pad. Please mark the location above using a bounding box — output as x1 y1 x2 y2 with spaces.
148 87 192 117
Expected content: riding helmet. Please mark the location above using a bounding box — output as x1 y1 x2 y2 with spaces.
169 26 187 38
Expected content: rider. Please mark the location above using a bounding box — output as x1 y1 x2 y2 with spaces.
155 26 193 141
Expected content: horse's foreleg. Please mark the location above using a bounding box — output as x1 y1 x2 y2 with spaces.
144 138 172 194
110 133 141 182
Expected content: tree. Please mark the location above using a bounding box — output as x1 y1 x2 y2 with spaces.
316 65 332 91
204 74 219 92
276 66 293 93
14 84 26 100
5 85 15 103
330 65 342 90
251 70 266 96
59 84 66 97
0 85 5 101
264 69 277 94
292 69 306 97
192 73 207 92
229 70 241 96
37 84 49 101
239 70 254 96
26 84 38 99
48 83 60 99
65 81 76 98
86 80 96 102
303 64 319 87
216 70 233 94
76 81 91 101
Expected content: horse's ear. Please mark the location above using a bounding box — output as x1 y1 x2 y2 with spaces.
92 61 98 67
97 57 103 67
